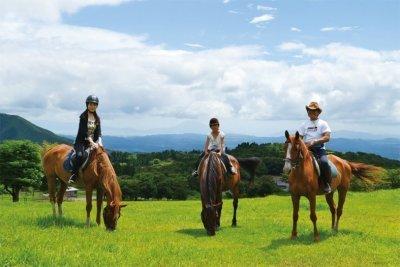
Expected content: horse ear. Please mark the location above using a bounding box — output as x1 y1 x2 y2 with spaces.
285 130 290 139
295 131 300 140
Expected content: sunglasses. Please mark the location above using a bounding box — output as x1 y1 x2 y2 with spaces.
210 123 219 127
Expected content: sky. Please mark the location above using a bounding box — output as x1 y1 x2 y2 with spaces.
0 0 399 137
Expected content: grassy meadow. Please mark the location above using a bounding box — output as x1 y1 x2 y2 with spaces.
0 189 399 266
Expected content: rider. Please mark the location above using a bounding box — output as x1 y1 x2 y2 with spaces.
68 95 103 184
298 102 332 194
192 118 236 176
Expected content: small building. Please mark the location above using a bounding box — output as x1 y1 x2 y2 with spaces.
65 187 78 199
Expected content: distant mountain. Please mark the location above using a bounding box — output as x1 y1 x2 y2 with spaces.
101 134 282 153
2 112 399 160
0 113 71 144
100 134 400 160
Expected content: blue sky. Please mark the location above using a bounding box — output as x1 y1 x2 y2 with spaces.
0 0 399 137
63 0 399 52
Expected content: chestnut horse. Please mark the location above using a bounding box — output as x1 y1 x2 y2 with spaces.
283 131 381 241
199 151 260 235
42 144 126 231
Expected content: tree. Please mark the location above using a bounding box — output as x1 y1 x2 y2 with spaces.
0 140 42 202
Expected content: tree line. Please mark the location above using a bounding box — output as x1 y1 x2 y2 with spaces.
0 140 399 202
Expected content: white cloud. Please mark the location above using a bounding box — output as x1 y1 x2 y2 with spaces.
0 0 133 22
223 0 230 4
257 5 277 11
321 26 359 32
250 14 274 24
228 10 239 14
278 42 306 51
184 43 204 49
290 27 301 32
1 18 399 135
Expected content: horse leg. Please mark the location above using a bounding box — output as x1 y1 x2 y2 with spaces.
216 203 222 230
336 188 348 231
96 187 104 226
231 186 239 227
47 175 57 217
85 189 93 227
308 194 320 242
325 192 336 230
56 181 68 217
291 194 300 239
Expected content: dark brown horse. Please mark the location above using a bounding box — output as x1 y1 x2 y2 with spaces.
283 131 381 241
42 144 126 231
199 151 223 236
199 151 260 235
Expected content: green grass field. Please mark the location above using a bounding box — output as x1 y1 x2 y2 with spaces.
0 190 399 266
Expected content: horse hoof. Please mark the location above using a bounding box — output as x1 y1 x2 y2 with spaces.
314 236 320 242
290 235 297 240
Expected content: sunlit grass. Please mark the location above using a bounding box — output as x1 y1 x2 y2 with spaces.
0 190 399 266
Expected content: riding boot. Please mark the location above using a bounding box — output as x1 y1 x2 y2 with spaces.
320 158 332 194
221 153 236 175
192 152 205 177
68 150 84 184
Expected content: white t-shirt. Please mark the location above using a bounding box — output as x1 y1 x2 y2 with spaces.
298 119 331 149
207 131 225 152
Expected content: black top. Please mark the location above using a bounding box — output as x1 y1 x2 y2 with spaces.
74 110 101 148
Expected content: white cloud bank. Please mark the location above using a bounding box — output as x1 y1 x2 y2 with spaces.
0 1 399 135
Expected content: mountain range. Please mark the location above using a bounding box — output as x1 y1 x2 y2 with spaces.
1 113 399 160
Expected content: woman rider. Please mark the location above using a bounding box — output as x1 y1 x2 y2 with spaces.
192 118 236 176
68 95 103 184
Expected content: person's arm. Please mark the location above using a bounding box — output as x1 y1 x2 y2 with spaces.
204 136 210 154
306 132 330 147
219 136 225 156
75 115 86 145
94 118 102 147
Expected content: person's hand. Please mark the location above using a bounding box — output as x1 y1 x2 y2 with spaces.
305 140 315 148
90 142 99 149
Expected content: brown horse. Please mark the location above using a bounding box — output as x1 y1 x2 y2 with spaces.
283 131 381 241
42 144 126 231
199 151 260 235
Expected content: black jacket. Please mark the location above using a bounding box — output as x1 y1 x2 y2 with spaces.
74 111 101 149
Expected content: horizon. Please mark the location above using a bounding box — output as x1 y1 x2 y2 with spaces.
1 1 399 137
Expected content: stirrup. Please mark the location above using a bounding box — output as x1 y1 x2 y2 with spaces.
323 184 332 194
191 170 198 177
68 174 76 184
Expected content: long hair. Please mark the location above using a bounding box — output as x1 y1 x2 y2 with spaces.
80 110 100 125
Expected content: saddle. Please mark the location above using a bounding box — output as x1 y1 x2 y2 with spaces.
63 148 92 173
311 155 339 179
198 149 228 175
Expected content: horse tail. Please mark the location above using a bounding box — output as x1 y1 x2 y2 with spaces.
348 161 383 184
237 157 262 183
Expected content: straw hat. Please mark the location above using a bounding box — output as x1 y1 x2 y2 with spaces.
305 101 322 113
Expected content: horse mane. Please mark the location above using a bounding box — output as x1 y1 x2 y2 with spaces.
204 152 222 206
95 147 122 205
297 137 311 161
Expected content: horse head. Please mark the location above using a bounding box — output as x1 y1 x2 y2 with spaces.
283 130 305 174
103 201 127 231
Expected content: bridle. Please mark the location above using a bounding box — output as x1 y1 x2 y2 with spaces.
284 142 304 169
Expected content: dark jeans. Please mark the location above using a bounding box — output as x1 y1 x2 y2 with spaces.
72 143 87 175
310 147 331 184
196 151 232 173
